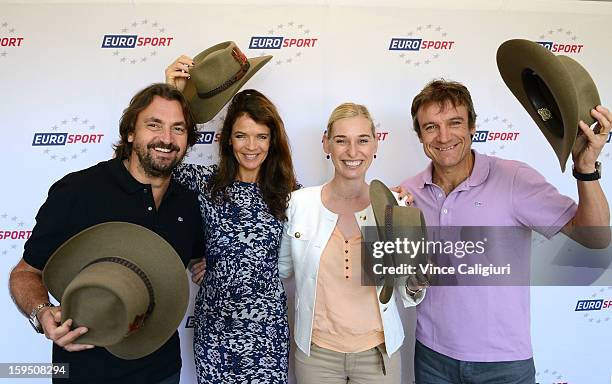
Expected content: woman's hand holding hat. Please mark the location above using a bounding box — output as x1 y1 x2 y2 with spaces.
189 258 206 285
165 55 194 92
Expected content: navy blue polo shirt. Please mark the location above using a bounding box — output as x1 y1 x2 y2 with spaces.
24 157 204 384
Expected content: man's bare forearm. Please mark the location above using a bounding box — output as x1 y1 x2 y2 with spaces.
9 259 50 317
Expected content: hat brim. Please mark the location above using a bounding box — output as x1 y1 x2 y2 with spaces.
42 222 189 360
496 39 600 171
183 54 272 124
370 180 425 240
369 180 427 303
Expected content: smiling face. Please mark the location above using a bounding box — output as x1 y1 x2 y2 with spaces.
231 114 271 182
416 101 475 172
324 115 377 181
128 96 188 178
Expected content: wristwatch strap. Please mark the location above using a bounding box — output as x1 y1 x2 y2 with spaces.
573 161 601 181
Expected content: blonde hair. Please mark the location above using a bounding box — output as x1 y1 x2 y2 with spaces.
326 102 376 137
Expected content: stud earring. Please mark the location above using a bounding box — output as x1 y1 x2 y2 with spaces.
326 154 330 159
374 154 377 159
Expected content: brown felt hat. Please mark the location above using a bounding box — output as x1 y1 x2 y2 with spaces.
370 180 427 303
496 39 601 171
42 222 189 360
182 41 272 124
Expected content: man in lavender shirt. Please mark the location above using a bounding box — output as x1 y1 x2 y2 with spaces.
400 79 611 383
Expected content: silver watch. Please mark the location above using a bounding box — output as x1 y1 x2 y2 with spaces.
29 302 54 333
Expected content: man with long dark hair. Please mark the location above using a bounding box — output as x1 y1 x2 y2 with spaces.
9 83 204 384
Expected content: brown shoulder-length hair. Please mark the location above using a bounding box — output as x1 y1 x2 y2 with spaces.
114 83 198 159
211 89 297 221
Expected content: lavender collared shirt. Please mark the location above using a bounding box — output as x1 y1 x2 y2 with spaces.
401 151 577 362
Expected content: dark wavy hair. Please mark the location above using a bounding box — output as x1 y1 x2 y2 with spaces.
114 83 198 159
411 79 477 138
211 89 297 221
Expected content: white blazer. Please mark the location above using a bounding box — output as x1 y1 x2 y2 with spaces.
278 185 424 357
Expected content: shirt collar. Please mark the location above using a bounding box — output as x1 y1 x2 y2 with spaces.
416 149 490 190
108 157 180 196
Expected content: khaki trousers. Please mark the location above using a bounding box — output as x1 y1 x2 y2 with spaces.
295 343 401 384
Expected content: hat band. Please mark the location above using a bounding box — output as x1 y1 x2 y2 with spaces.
84 257 156 333
197 48 251 100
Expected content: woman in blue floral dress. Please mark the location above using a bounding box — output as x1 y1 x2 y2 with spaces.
173 90 297 383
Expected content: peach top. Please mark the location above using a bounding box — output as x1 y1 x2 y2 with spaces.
311 226 384 353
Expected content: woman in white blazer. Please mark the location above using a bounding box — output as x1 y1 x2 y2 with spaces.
278 103 425 384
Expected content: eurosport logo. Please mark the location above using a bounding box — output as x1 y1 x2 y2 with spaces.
32 116 104 163
0 21 25 59
577 287 612 325
196 131 221 145
375 122 389 142
535 27 583 54
185 316 195 328
389 24 455 67
389 38 455 51
472 115 519 157
575 298 612 311
248 21 318 66
0 212 32 258
101 19 174 65
32 133 104 146
188 114 224 164
472 131 520 143
249 36 318 50
322 122 389 143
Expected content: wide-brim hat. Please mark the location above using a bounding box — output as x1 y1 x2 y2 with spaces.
369 180 427 303
42 222 189 360
182 41 272 124
496 38 601 172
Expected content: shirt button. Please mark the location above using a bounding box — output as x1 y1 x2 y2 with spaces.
345 250 349 253
345 240 348 244
148 206 153 211
345 259 349 262
295 232 301 238
438 193 443 198
143 189 148 193
345 266 349 270
443 208 448 214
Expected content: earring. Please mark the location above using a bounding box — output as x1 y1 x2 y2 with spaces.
374 154 377 159
326 154 330 159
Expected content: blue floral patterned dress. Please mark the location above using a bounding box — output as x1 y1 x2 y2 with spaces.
174 163 289 384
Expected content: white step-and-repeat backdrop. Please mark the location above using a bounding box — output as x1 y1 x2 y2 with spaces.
1 1 611 383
